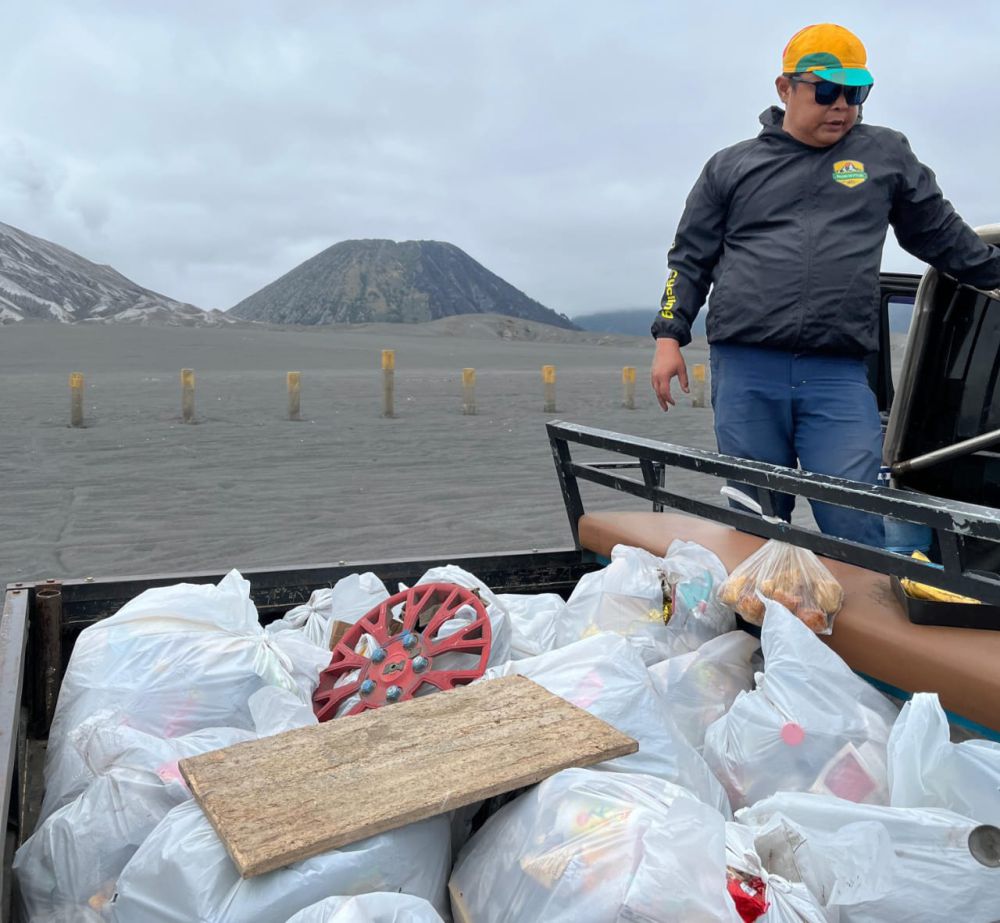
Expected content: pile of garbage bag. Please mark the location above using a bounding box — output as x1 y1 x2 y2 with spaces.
41 570 331 822
15 546 1000 923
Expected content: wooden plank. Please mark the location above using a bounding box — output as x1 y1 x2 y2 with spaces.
179 675 637 878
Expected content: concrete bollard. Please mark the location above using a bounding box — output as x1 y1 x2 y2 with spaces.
691 363 707 408
542 365 556 412
622 366 636 410
382 349 395 418
69 372 84 427
287 371 301 421
181 368 195 423
462 368 477 415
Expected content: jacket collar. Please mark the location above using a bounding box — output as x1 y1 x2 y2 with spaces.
758 105 864 143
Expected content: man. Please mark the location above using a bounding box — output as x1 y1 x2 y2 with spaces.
650 22 1000 546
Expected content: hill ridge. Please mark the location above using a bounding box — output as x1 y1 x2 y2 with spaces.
0 220 225 325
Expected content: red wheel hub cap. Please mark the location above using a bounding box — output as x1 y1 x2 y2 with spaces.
313 582 492 721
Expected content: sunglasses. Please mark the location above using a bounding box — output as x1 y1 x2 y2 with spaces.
790 75 872 106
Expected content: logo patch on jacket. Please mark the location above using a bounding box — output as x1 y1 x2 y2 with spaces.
832 160 868 188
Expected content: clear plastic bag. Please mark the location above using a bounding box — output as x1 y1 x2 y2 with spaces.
717 541 843 634
703 599 898 811
450 767 739 923
284 894 445 923
647 631 760 753
888 691 1000 826
41 570 331 822
738 791 1000 923
483 632 731 816
660 539 737 655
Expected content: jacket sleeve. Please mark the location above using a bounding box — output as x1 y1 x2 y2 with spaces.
651 158 727 345
889 134 1000 289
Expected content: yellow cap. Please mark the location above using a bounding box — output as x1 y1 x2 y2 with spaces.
782 23 873 86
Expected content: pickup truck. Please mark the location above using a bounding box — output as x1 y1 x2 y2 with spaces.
2 244 999 920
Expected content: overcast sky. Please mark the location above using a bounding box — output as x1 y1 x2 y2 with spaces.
2 2 998 316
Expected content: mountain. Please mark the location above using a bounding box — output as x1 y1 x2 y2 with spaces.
572 308 657 338
0 220 226 325
574 302 916 337
229 239 577 329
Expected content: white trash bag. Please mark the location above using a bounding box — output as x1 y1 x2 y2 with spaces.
495 592 567 660
738 791 1000 923
17 686 316 921
888 691 1000 826
560 542 733 665
725 822 833 923
483 633 731 816
14 714 253 920
108 800 452 923
409 564 513 668
41 570 331 821
107 686 451 923
450 768 739 923
284 893 445 923
267 573 391 649
703 599 898 810
648 630 760 753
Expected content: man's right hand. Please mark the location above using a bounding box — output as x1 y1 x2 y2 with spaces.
651 337 688 411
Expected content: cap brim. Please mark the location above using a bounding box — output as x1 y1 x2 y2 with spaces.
810 66 874 87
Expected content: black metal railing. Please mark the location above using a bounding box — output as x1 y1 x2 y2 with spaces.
547 420 1000 605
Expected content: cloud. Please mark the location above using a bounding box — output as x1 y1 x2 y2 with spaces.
0 2 997 312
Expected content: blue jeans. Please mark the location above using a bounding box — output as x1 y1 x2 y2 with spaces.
710 343 885 547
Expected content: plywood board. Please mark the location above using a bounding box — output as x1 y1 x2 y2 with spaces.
179 675 637 878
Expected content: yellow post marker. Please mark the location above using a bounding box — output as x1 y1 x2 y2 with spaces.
382 349 395 418
691 363 707 408
69 372 84 427
542 365 556 413
181 368 195 423
462 368 477 415
622 366 636 410
287 371 301 421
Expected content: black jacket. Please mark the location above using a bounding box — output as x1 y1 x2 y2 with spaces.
652 107 1000 355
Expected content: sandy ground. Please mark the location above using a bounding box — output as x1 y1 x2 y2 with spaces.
2 320 908 586
1 320 731 584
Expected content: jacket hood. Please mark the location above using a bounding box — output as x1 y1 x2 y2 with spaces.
759 106 786 133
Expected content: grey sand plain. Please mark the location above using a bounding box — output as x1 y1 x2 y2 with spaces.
2 320 727 584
